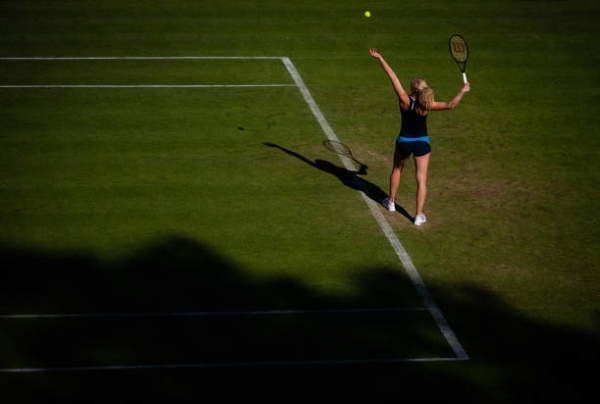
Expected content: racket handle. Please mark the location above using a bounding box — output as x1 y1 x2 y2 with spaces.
462 72 468 84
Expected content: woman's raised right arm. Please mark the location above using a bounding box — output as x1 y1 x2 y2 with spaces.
369 48 410 108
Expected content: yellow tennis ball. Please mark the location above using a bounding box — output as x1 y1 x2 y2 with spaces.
364 11 371 18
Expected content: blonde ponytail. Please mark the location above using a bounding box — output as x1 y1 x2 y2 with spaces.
410 78 435 110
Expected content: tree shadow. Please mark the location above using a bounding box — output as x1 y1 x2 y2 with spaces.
0 238 598 403
263 142 412 222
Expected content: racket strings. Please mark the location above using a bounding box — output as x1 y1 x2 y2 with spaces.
449 36 468 63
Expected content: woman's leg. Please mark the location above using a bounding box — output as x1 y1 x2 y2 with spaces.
414 152 430 217
389 145 408 202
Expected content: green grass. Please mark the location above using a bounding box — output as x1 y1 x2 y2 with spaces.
0 0 599 402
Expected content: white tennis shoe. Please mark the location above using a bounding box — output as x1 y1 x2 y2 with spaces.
414 213 427 226
382 198 395 212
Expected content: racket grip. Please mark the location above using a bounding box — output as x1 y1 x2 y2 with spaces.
462 72 468 84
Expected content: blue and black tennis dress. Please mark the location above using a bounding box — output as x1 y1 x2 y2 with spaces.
396 96 431 157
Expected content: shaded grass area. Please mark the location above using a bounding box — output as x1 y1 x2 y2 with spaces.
0 238 443 366
0 237 598 403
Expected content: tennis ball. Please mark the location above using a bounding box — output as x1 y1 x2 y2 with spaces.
364 11 371 18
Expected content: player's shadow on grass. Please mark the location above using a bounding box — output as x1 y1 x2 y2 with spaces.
263 142 412 221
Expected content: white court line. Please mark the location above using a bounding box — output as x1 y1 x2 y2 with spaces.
2 356 463 373
0 307 425 319
0 56 284 60
0 84 294 88
0 56 468 372
0 56 294 88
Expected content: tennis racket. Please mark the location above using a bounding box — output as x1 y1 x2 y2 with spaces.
448 34 469 84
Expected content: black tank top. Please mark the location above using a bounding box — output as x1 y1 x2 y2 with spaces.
399 96 428 137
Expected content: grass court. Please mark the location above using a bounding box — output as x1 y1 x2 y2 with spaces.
0 1 599 402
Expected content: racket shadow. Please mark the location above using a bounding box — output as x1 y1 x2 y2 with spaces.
263 142 412 222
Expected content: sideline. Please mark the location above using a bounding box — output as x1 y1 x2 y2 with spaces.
282 57 468 360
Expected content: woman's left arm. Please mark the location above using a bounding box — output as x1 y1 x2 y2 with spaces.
430 82 470 111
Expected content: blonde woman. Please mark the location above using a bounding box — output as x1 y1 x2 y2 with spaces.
369 48 470 225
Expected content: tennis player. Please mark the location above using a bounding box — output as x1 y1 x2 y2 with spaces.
369 48 470 225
